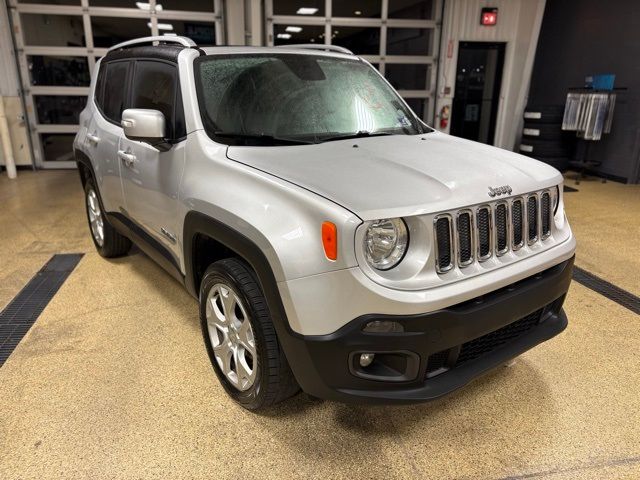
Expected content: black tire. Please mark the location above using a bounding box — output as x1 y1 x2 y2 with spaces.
519 138 570 158
84 178 131 257
199 258 299 410
522 122 566 141
523 105 564 124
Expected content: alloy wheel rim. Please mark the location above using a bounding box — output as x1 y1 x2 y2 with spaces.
87 188 105 247
206 283 257 391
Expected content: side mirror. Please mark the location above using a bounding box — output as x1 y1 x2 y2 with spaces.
121 108 166 148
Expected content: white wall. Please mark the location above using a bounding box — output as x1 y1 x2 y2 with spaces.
434 0 546 150
0 0 32 167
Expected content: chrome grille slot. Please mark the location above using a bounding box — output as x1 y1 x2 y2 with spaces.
476 206 492 261
457 211 473 267
495 202 508 256
434 215 453 273
527 195 538 244
541 191 551 239
511 198 524 250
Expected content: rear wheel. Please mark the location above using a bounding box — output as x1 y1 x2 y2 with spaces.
199 258 299 410
84 178 131 257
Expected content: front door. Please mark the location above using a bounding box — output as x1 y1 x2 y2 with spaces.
450 42 506 145
119 59 186 264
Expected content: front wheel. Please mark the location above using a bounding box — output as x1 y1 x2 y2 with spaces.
84 178 131 257
199 258 299 410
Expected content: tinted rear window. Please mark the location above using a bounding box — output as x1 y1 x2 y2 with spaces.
102 61 130 123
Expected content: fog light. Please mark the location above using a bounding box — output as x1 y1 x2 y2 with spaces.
363 320 404 333
359 353 375 367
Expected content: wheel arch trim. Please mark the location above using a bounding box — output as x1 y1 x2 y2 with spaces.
182 210 325 391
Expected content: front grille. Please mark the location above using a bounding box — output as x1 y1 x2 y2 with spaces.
477 207 491 260
457 211 473 266
434 216 453 273
433 189 553 273
495 203 508 255
425 350 449 377
425 309 543 377
541 192 551 238
456 309 543 365
527 195 538 243
512 198 524 249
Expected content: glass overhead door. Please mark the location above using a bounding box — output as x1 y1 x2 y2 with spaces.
8 0 224 168
266 0 441 123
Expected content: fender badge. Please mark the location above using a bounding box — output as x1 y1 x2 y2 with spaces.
488 185 512 197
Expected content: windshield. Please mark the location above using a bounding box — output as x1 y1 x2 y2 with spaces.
194 53 428 146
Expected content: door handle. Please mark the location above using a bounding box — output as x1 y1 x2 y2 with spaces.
117 149 137 167
87 132 100 144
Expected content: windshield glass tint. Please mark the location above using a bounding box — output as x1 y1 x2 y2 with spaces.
195 54 422 144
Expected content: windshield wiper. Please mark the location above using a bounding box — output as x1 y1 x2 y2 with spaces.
316 130 394 144
213 131 312 146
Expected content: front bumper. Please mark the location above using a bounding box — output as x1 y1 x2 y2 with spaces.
281 256 574 404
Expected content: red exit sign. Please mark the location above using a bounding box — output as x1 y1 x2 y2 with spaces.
481 7 498 26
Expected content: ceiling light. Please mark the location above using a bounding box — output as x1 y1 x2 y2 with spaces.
148 22 174 31
277 33 292 39
354 10 362 15
285 26 303 33
296 7 318 15
137 2 162 11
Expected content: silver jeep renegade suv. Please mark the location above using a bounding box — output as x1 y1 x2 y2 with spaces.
74 36 576 410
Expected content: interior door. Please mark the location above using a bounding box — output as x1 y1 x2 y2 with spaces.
450 42 506 145
119 59 186 262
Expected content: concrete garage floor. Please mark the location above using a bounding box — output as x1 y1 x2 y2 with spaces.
1 171 639 479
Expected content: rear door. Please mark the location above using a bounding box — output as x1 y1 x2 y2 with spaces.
84 59 131 212
118 59 186 262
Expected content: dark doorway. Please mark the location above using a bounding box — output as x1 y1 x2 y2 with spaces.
450 42 506 145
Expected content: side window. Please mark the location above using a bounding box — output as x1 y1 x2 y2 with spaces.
131 60 185 140
94 64 106 110
102 61 130 123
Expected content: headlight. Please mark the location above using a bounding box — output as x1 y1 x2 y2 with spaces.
363 218 409 270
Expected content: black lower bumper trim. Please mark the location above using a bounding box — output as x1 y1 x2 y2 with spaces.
283 256 574 404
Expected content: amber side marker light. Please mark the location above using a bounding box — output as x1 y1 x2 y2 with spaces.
322 221 338 260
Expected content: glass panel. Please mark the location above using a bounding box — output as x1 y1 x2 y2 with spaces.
273 0 325 16
404 98 427 120
34 96 86 124
21 14 85 47
102 61 130 122
131 61 179 137
19 0 79 4
195 55 424 143
332 0 382 18
167 21 216 45
159 0 215 11
332 27 380 55
273 24 325 46
91 17 152 48
388 0 434 19
28 56 90 87
40 134 76 162
386 28 432 55
89 0 146 6
385 64 429 90
18 0 80 5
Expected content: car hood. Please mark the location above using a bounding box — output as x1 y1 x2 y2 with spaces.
226 131 563 220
